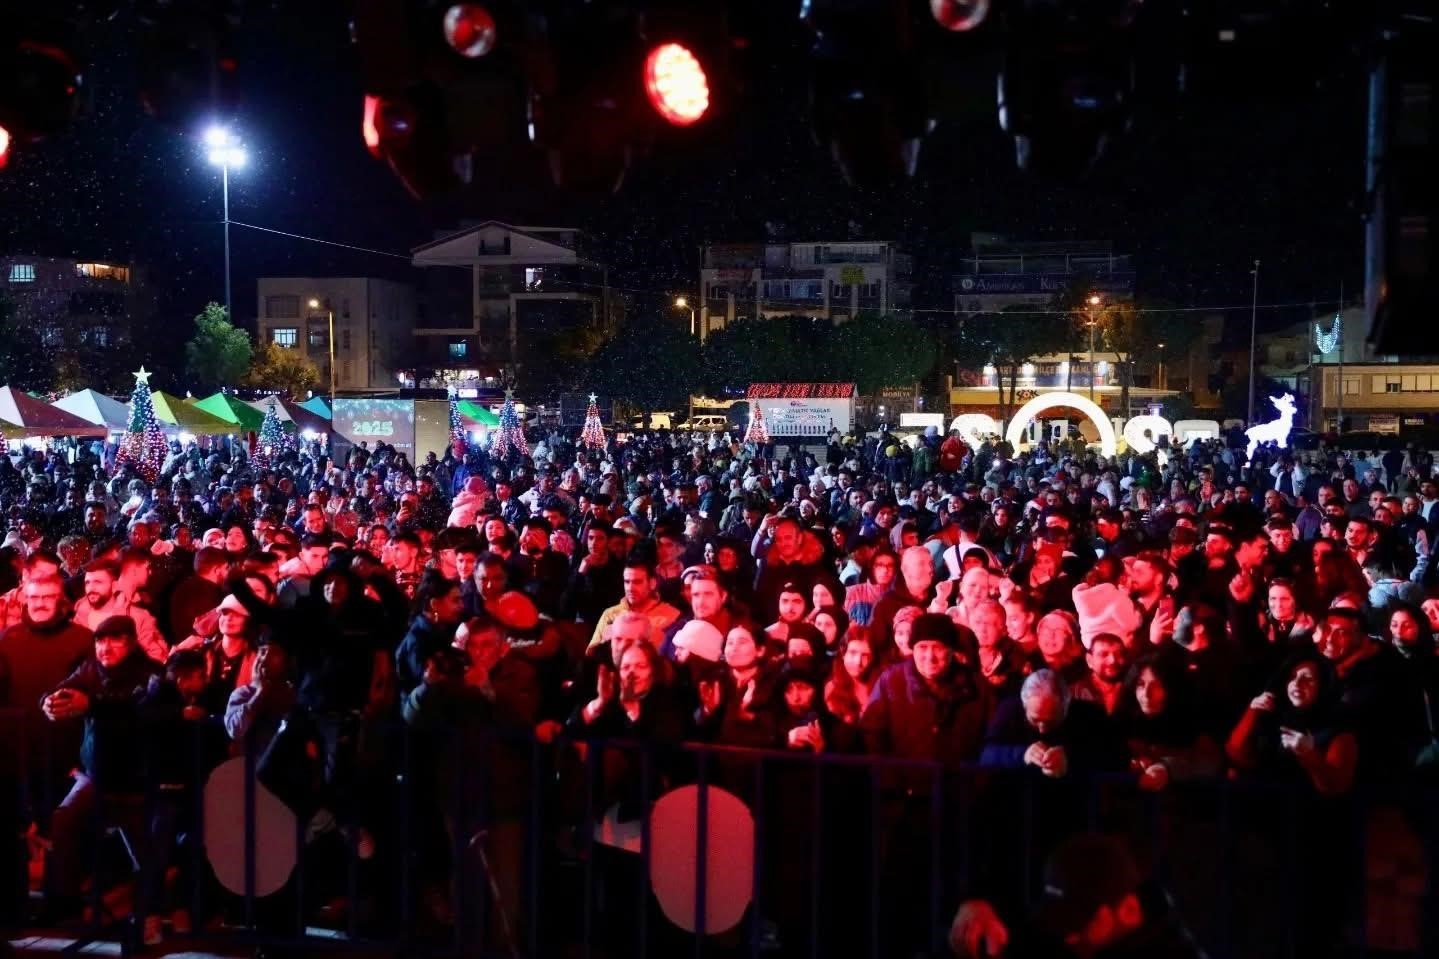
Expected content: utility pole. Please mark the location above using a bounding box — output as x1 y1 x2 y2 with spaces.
1247 260 1260 425
1336 281 1345 436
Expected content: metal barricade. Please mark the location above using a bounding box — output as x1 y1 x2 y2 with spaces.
1 708 1436 958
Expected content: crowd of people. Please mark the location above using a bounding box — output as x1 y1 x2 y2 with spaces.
1 423 1437 957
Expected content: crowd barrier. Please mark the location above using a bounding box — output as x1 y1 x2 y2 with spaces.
2 705 1436 958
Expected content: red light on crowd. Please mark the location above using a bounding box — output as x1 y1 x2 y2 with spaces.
362 95 381 154
0 125 11 169
443 4 497 59
644 43 709 126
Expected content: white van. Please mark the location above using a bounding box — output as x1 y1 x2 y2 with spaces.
677 414 729 432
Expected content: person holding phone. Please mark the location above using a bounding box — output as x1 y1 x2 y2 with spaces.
1225 653 1357 795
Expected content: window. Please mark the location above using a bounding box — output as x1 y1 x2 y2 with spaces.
8 264 35 282
1342 377 1360 395
88 326 109 347
524 268 543 290
308 327 328 349
272 328 298 348
1372 374 1402 393
1403 374 1417 391
74 263 130 282
342 329 351 351
448 341 468 359
1418 374 1432 392
266 295 300 318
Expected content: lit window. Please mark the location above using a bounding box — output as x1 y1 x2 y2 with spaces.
8 264 35 282
272 328 298 348
448 341 468 359
74 263 130 282
524 268 543 290
309 327 328 349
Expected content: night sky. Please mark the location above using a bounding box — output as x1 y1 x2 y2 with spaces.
0 3 1366 347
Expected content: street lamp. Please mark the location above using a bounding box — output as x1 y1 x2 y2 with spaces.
308 297 336 408
204 125 247 325
1156 342 1166 392
674 296 696 337
1086 292 1102 402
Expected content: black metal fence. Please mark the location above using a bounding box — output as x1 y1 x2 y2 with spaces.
3 705 1436 958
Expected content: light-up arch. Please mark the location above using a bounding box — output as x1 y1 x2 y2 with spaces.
1005 391 1117 457
948 413 1001 450
1122 414 1173 454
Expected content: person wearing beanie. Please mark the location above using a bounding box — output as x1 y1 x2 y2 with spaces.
672 619 724 665
861 612 989 769
1071 581 1143 649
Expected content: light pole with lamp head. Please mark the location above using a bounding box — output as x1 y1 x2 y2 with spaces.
309 297 336 409
204 126 246 324
674 296 696 337
1086 293 1102 402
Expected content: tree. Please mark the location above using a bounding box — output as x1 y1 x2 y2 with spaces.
115 368 168 483
0 294 52 391
700 319 804 394
1108 302 1202 414
588 318 702 418
953 306 1053 423
829 313 938 397
242 342 321 397
185 303 252 389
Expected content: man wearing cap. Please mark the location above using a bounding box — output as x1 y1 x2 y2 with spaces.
40 615 164 920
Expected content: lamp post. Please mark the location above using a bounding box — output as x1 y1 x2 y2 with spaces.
1247 259 1260 426
204 126 247 324
674 296 696 337
1157 342 1166 392
309 297 336 408
1086 293 1102 402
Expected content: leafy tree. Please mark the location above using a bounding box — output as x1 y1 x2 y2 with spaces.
953 305 1053 422
701 320 804 394
588 318 702 418
831 313 938 396
242 341 321 397
1054 290 1201 414
184 303 252 390
0 294 53 391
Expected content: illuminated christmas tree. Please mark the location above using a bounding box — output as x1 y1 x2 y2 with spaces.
743 403 769 446
256 398 286 469
579 392 605 449
491 389 529 460
116 366 168 483
448 390 468 457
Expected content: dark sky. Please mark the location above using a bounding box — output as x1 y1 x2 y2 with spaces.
0 3 1366 345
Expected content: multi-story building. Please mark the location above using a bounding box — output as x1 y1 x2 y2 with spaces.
952 235 1134 316
0 254 153 354
697 240 912 341
256 277 417 393
409 221 609 393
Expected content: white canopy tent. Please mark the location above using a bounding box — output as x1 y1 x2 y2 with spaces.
52 389 131 432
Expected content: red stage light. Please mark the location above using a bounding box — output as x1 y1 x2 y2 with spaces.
0 125 10 169
643 43 709 126
362 95 381 154
929 0 991 32
443 4 497 59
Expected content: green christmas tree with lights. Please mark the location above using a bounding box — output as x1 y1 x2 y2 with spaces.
490 389 528 461
448 390 468 457
116 366 169 483
744 403 769 446
579 392 605 449
256 398 286 469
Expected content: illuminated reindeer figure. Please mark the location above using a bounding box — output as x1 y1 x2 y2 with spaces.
1244 393 1297 461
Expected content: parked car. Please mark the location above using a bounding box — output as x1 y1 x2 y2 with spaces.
675 414 729 432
